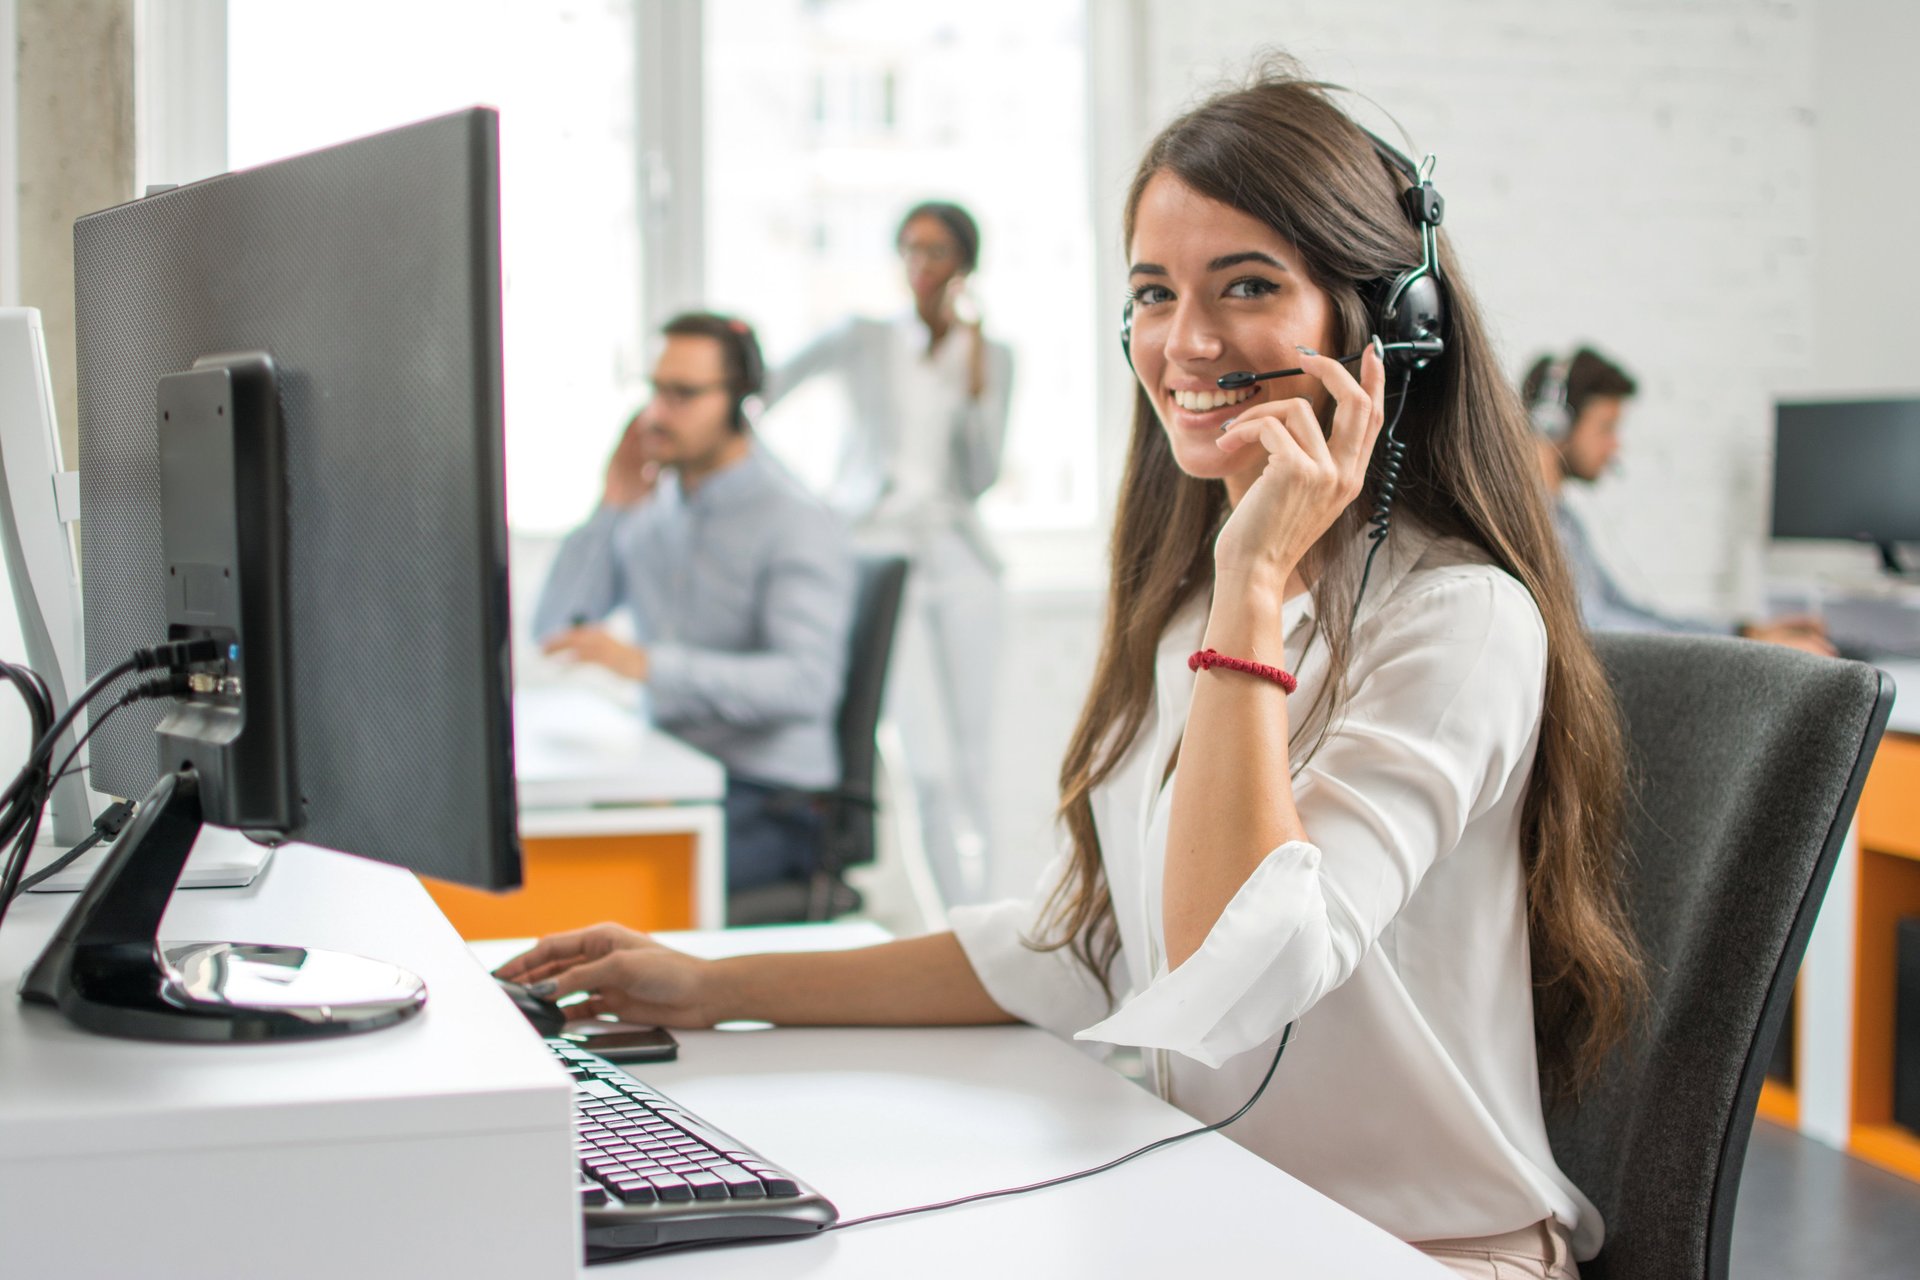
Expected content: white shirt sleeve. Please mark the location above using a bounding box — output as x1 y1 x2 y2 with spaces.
1075 570 1548 1068
947 853 1121 1042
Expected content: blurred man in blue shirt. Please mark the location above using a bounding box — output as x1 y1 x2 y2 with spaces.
535 314 857 891
1524 346 1831 654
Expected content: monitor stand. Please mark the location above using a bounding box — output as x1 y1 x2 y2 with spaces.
17 765 426 1041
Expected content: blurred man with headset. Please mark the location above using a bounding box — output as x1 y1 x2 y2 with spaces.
535 313 858 893
1524 347 1831 653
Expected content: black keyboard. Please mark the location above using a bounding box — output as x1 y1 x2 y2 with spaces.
549 1038 839 1259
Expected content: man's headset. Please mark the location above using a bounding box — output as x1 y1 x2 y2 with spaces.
717 318 766 433
1527 354 1575 443
1118 132 1447 385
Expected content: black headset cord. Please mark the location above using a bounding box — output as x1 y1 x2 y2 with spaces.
599 1023 1294 1265
1349 370 1414 630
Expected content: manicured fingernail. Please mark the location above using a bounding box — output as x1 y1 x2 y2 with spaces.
1295 345 1318 356
525 979 558 997
1219 417 1237 432
1371 335 1384 360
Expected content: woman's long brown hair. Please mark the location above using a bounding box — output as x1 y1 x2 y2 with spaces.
1033 61 1644 1103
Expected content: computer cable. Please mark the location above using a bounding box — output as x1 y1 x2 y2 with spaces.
7 667 155 900
11 798 139 899
593 1024 1293 1265
829 1021 1292 1231
0 656 58 920
0 638 216 812
0 641 215 931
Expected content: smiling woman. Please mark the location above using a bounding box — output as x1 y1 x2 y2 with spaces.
499 57 1643 1280
1013 60 1646 1276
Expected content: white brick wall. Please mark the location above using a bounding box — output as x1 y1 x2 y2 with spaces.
1131 0 1820 619
1808 0 1920 398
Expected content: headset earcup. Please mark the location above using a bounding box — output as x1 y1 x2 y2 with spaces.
1527 356 1574 441
727 321 764 433
1386 273 1443 345
1380 272 1445 374
1530 398 1571 441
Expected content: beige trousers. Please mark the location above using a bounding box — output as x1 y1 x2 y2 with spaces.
1415 1219 1579 1280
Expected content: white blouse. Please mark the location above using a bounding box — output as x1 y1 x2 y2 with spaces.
948 523 1604 1259
871 311 974 532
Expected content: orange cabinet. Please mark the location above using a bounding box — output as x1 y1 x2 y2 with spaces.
1849 732 1920 1181
422 832 699 941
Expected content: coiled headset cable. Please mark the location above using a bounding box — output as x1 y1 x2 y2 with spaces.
1349 369 1415 628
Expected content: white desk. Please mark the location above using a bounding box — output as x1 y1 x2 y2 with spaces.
2 853 1444 1278
472 935 1447 1279
0 847 579 1279
514 686 727 928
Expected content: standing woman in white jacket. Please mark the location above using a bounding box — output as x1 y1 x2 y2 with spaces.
503 63 1646 1277
760 201 1015 907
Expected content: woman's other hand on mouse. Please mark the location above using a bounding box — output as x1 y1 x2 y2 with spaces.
497 922 721 1028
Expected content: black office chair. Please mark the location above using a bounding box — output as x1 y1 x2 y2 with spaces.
1545 634 1893 1280
727 555 910 926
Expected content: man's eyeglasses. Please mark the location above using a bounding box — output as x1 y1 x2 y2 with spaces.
650 380 729 406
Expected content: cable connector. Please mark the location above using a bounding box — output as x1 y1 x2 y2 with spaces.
92 798 137 843
122 670 191 703
133 638 220 672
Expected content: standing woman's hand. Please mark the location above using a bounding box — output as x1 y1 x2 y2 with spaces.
944 276 988 401
1212 340 1388 584
965 323 987 402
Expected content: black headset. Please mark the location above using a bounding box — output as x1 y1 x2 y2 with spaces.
1118 131 1447 384
717 318 765 432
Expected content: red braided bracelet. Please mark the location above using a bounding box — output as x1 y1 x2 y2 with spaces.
1188 648 1298 693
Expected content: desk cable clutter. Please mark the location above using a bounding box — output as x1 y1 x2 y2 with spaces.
0 639 216 929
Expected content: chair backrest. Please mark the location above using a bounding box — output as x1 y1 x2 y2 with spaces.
1547 634 1892 1280
825 554 909 868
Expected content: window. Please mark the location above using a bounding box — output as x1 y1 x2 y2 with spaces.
227 0 645 534
702 0 1098 530
225 0 1107 540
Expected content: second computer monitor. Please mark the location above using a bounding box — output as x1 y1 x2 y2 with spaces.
1773 398 1920 572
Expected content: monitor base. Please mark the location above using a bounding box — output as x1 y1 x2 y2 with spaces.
17 766 426 1042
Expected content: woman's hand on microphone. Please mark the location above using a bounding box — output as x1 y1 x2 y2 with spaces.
1213 339 1387 587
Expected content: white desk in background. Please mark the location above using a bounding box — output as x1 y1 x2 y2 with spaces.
427 685 727 934
472 933 1448 1280
518 684 726 929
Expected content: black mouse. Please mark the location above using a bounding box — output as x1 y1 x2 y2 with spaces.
495 977 567 1036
